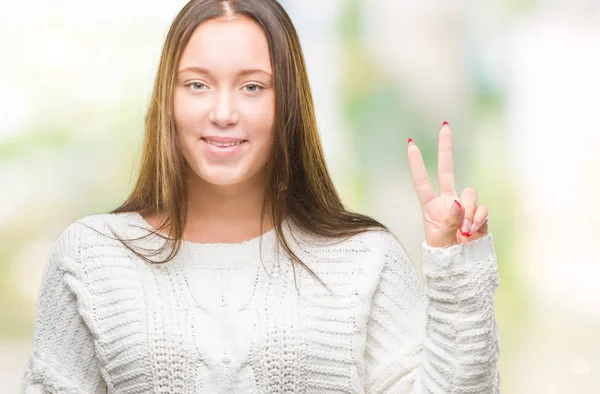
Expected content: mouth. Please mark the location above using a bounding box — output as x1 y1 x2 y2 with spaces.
201 137 247 147
200 137 248 157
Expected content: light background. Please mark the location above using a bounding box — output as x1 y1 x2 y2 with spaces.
1 0 599 392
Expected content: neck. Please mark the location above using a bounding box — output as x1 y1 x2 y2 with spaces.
184 167 275 243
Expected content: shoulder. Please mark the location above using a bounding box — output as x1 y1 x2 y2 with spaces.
37 213 125 302
335 229 417 301
338 229 417 289
49 212 138 268
288 223 407 262
74 211 134 237
297 227 409 274
351 228 410 266
42 212 145 305
39 213 149 346
330 228 409 266
351 228 405 253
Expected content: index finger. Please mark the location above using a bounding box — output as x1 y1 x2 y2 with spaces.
407 139 436 207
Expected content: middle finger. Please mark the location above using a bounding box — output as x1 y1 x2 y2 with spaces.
438 122 457 197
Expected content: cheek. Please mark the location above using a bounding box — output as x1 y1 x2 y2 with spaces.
245 97 275 148
248 119 275 167
173 94 204 169
173 92 186 127
173 92 207 132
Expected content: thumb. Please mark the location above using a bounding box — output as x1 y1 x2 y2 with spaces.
443 199 464 232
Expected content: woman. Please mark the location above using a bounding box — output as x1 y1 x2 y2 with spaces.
21 0 500 393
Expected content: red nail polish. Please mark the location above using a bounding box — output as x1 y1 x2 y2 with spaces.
452 200 463 217
408 138 413 144
442 121 449 127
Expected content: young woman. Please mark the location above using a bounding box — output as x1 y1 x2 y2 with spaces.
21 0 500 393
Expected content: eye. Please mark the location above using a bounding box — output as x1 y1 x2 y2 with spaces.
186 82 207 91
242 83 264 94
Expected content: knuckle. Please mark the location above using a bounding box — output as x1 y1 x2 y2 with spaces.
445 217 459 227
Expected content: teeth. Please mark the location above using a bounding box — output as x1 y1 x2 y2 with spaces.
204 139 244 147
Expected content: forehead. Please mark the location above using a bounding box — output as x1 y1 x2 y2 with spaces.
178 15 272 73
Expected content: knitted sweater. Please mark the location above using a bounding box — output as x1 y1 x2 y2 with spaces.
21 211 501 393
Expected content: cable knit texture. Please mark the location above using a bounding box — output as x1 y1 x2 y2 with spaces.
21 212 500 393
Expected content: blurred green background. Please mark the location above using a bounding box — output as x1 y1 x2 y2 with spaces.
1 0 599 392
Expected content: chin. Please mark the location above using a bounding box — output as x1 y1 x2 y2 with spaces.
195 167 251 186
199 173 245 186
187 157 269 187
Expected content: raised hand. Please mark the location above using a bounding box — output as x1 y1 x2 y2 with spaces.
407 122 489 249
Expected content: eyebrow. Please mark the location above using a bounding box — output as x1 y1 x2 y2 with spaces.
177 66 272 77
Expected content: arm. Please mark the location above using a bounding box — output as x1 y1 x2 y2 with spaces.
364 232 500 394
21 224 107 394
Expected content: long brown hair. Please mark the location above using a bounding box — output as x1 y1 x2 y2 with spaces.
107 0 388 286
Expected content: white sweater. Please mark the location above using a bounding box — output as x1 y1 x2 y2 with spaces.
21 211 500 393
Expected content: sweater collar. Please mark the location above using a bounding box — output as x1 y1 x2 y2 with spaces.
118 211 284 268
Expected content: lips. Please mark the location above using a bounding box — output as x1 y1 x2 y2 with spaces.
200 137 247 157
201 136 246 143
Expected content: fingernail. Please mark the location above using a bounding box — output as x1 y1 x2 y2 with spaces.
452 200 462 216
461 218 471 235
442 121 449 127
469 222 478 235
408 137 414 145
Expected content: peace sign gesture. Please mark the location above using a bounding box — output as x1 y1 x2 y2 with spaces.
407 122 489 249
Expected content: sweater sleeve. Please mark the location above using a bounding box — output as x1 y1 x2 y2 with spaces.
20 223 107 394
364 232 501 394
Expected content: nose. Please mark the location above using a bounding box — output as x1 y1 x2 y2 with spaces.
208 90 240 127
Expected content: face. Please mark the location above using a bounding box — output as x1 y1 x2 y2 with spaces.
173 15 275 187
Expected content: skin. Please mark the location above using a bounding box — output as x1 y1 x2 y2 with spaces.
407 123 490 248
145 15 276 243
